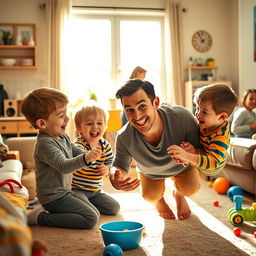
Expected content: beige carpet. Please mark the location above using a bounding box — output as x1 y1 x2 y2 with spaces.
31 174 256 256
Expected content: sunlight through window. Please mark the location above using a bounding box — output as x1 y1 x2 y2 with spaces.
66 12 165 110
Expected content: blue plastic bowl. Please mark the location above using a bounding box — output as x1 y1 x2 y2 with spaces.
99 221 144 250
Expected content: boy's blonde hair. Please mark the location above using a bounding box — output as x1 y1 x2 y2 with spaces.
193 84 238 116
74 106 107 128
21 87 69 129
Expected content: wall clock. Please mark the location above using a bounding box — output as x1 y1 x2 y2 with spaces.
192 30 213 52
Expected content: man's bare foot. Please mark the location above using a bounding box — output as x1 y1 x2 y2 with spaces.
173 190 191 220
155 197 176 219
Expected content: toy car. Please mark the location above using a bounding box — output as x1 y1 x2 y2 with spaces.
227 195 256 226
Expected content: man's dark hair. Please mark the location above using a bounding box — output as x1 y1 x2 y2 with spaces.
116 79 156 103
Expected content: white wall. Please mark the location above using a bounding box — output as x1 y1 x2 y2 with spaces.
239 0 256 97
0 0 251 101
182 0 239 92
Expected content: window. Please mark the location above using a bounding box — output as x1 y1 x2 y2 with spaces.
66 9 165 109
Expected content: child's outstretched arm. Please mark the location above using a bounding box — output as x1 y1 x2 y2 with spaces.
84 146 102 164
167 145 198 166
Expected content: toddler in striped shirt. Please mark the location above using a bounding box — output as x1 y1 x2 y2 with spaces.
72 106 120 216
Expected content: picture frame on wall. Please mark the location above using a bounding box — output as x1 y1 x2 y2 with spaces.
17 25 34 45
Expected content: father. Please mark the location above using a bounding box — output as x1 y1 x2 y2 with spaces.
109 79 201 220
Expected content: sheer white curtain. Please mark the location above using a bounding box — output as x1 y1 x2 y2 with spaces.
165 1 185 105
45 0 71 90
44 0 76 139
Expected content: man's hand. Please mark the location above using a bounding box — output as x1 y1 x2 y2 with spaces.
110 169 140 191
84 146 102 164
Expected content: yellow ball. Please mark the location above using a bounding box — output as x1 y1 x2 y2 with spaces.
207 181 213 187
213 177 230 194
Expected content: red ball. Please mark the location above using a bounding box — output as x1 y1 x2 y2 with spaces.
213 201 219 207
213 177 230 194
233 228 241 236
254 231 256 238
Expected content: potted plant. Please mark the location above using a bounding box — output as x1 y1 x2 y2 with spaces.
0 29 13 45
206 58 215 67
89 90 97 101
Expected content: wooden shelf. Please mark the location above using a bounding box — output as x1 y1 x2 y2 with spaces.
0 65 37 70
0 23 37 70
185 65 217 70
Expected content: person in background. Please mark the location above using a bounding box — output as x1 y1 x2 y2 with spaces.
21 87 103 229
231 89 256 138
129 66 147 80
72 106 120 217
168 84 238 176
110 79 201 220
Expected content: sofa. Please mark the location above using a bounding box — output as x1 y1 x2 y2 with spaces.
215 137 256 195
6 136 37 169
5 136 37 200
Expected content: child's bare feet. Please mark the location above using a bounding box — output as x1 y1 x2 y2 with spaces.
155 197 176 219
173 190 191 220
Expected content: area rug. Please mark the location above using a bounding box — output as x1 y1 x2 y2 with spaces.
31 178 256 256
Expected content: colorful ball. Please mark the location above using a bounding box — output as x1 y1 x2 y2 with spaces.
102 244 123 256
207 181 213 187
213 177 230 194
233 228 241 236
227 186 244 201
213 201 219 207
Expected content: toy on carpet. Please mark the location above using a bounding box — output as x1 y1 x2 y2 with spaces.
227 195 256 226
233 227 241 237
32 240 48 256
207 181 213 187
213 177 230 194
102 243 123 256
254 232 256 238
213 201 219 207
227 186 243 201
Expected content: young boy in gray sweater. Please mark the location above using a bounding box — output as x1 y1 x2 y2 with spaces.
21 87 104 229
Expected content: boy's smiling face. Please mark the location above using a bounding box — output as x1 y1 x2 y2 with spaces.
37 103 69 138
77 113 106 145
195 100 227 133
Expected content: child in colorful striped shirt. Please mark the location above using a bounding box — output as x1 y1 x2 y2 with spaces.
72 106 120 216
168 84 238 176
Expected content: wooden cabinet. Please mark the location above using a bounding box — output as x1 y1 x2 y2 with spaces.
0 23 37 70
0 117 37 136
0 120 17 134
